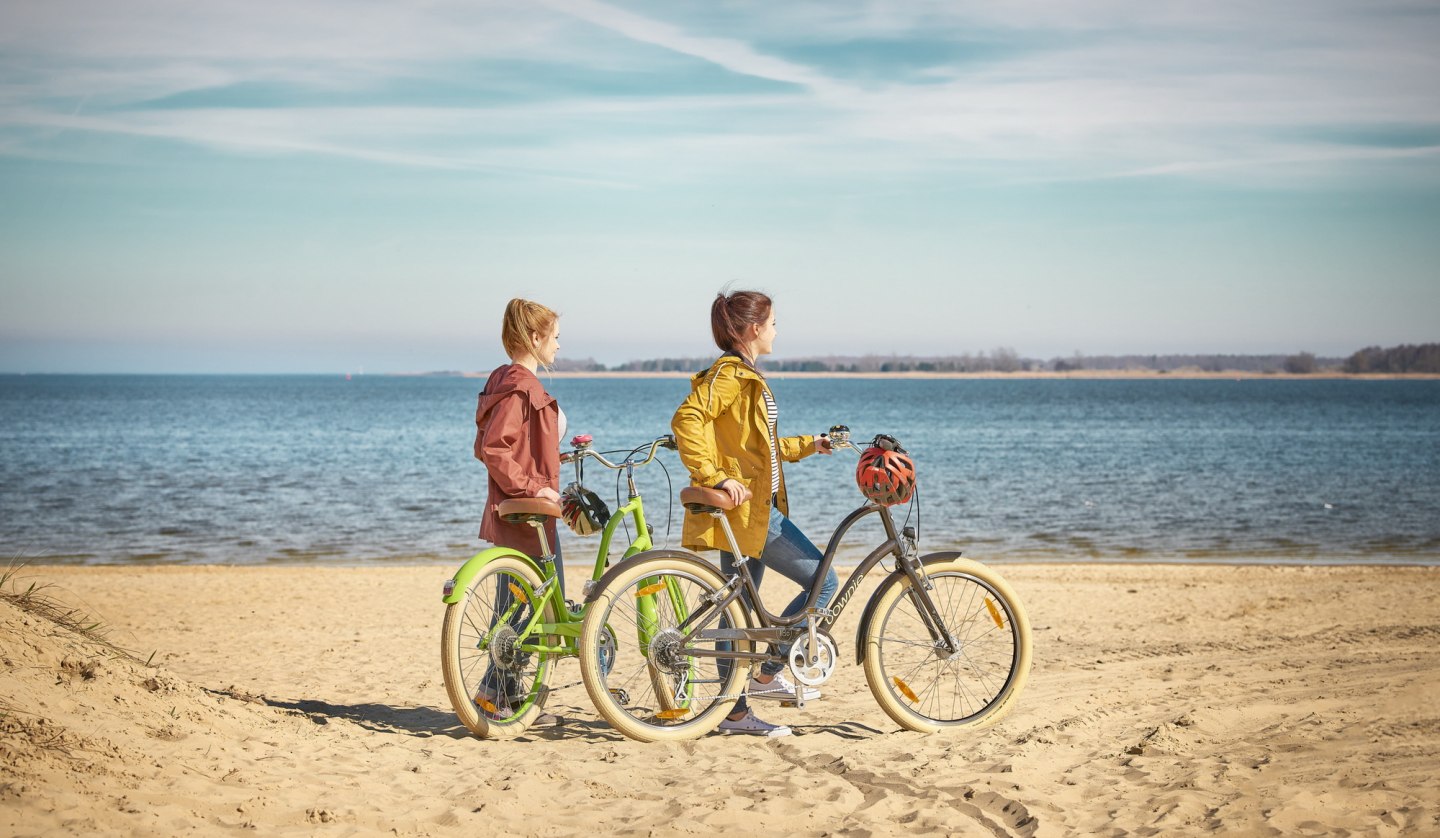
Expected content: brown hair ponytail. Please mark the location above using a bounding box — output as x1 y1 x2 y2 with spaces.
710 290 772 355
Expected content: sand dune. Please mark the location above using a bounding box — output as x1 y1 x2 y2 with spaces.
3 562 1438 836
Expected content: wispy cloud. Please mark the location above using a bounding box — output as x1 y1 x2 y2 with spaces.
0 0 562 62
2 106 641 188
538 0 849 95
1 0 1438 185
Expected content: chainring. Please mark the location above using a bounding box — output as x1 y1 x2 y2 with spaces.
787 629 839 687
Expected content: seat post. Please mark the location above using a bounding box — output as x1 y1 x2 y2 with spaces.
529 519 554 562
709 510 747 566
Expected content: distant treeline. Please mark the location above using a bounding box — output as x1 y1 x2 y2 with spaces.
1342 344 1440 374
1048 353 1345 374
583 349 1033 373
546 343 1438 375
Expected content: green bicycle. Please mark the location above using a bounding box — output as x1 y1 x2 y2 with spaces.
440 433 677 738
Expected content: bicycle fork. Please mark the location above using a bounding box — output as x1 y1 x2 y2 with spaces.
895 532 961 658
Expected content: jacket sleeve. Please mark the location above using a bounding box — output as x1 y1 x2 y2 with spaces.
478 393 545 497
671 366 743 488
472 376 498 461
779 434 817 463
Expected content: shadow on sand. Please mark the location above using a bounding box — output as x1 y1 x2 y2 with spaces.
257 696 468 738
241 691 886 744
251 694 634 743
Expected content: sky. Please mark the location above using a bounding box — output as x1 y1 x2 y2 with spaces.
1 0 1438 373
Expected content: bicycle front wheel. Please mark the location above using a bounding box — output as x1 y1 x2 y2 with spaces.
441 556 558 738
863 556 1031 733
579 552 750 742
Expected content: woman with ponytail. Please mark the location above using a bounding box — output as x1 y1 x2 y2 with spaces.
671 289 838 738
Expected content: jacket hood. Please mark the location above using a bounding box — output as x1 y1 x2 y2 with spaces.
689 353 761 387
477 364 555 424
690 354 766 414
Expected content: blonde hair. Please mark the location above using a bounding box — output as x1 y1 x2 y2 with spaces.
501 298 559 362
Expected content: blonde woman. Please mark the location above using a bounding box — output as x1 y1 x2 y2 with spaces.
471 298 566 712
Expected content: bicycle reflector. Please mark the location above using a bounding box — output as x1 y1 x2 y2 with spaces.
561 483 611 536
855 435 916 506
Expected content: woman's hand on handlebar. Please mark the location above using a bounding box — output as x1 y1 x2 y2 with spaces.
814 437 833 455
715 479 751 507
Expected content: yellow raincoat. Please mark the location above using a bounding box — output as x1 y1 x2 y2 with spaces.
671 355 817 558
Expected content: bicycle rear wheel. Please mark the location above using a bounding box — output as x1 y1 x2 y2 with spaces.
862 556 1031 732
441 556 558 738
579 552 750 742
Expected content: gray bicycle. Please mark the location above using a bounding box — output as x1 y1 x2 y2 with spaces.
576 426 1032 742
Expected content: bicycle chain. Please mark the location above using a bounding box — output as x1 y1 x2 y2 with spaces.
539 679 757 705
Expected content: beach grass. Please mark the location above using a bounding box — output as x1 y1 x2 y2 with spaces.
1 560 145 665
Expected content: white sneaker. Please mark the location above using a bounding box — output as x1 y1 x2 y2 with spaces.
717 710 792 737
746 673 821 702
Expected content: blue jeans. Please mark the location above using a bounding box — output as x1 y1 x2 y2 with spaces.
720 505 839 715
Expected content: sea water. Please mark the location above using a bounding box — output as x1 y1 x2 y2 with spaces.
1 374 1437 565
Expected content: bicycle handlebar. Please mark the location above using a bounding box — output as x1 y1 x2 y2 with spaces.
821 423 859 454
560 434 676 469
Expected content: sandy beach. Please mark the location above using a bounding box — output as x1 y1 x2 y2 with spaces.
3 561 1437 836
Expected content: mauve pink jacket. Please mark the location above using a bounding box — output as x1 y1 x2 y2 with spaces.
473 364 560 557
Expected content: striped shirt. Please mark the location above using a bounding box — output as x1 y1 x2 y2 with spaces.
761 387 780 497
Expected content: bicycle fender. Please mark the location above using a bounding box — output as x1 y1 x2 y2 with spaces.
441 547 545 604
853 551 966 664
582 548 723 604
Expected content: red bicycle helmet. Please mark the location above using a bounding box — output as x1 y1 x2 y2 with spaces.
560 483 611 536
855 434 916 506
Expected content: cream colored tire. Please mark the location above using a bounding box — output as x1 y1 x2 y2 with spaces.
862 557 1031 733
579 553 749 743
441 556 557 738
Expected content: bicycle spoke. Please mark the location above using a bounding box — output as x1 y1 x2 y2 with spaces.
593 569 737 727
440 557 565 738
873 571 1021 724
467 568 543 719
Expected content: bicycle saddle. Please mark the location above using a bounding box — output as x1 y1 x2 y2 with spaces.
498 497 564 523
680 486 743 513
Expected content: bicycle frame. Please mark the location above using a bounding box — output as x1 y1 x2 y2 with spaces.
443 435 673 655
573 426 1032 740
668 501 960 665
518 490 654 654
